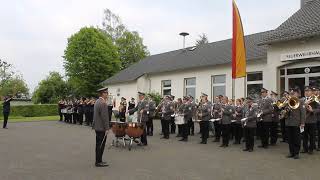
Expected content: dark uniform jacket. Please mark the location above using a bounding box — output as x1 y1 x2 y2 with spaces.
129 99 149 125
183 102 193 122
221 104 235 125
258 97 274 122
3 98 12 114
285 99 306 127
147 100 156 118
93 98 110 131
244 106 258 128
160 100 174 121
235 106 244 124
212 103 222 120
198 101 212 121
304 97 319 124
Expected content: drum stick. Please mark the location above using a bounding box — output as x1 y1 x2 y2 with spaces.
100 133 107 149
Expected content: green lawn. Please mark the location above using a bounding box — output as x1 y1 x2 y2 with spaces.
0 116 59 122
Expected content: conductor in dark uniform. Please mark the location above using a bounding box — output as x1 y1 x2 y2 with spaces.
93 87 110 167
3 96 12 129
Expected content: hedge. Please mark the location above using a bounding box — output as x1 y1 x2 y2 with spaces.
0 104 58 117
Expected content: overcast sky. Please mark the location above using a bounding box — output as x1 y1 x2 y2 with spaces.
0 0 300 92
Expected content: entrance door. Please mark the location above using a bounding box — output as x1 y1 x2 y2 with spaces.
309 76 320 87
288 77 306 97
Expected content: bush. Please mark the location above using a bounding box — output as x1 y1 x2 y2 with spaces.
0 104 58 117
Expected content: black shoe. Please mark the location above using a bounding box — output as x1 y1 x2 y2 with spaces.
317 148 320 151
200 141 207 144
213 139 220 142
248 149 253 152
179 138 188 142
95 162 109 167
270 143 276 146
286 154 294 158
243 148 249 151
191 133 194 136
301 150 308 154
308 151 313 155
3 127 8 129
219 144 225 147
258 145 264 148
176 134 182 137
293 155 300 159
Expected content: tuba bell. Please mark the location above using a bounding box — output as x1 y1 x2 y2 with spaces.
288 96 300 110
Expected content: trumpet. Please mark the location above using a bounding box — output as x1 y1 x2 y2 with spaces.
306 95 320 105
279 96 300 119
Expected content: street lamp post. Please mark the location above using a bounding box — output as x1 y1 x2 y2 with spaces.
179 32 189 49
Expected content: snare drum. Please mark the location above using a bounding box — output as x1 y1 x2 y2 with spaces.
125 122 144 138
111 121 127 137
61 109 67 114
175 114 185 125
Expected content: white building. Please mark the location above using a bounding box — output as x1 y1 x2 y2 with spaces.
103 0 320 108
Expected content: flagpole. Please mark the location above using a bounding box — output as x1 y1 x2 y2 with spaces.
232 78 235 100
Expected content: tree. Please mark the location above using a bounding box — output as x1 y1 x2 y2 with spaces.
32 72 70 104
0 58 14 87
0 75 29 97
63 27 120 97
101 8 149 70
116 31 149 70
196 33 209 46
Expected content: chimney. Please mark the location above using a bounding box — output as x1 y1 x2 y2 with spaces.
301 0 313 8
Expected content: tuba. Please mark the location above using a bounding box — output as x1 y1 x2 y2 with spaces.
288 96 300 110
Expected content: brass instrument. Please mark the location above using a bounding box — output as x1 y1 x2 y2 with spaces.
288 96 300 110
306 95 320 105
279 96 300 119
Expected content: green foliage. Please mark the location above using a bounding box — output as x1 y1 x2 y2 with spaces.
63 27 120 96
147 91 162 106
0 75 29 97
0 104 58 117
0 59 14 87
101 9 149 70
196 33 209 46
32 72 70 104
116 31 149 70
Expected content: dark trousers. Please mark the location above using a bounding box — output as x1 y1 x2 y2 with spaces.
280 118 287 141
146 117 153 135
72 113 78 124
89 112 94 125
261 121 272 147
303 123 316 152
160 119 165 134
286 126 301 156
170 118 176 134
141 126 148 145
78 113 84 125
188 120 194 135
230 122 236 139
270 121 279 144
214 122 221 140
58 109 63 121
108 106 113 122
3 112 9 128
182 123 189 139
178 125 182 135
119 112 126 122
200 121 209 142
256 121 262 139
317 121 320 148
95 131 107 164
234 123 243 144
221 124 231 146
163 119 170 138
85 113 90 125
245 127 255 150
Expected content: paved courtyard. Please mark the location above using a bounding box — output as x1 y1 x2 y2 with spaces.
0 120 320 180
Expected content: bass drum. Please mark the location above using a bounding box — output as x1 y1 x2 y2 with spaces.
175 115 185 125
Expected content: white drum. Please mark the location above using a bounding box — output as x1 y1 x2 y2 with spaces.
175 114 185 125
127 112 138 123
61 109 67 114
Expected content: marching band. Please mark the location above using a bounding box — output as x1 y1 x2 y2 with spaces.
58 86 320 159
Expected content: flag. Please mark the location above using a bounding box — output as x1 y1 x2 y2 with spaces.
232 0 246 79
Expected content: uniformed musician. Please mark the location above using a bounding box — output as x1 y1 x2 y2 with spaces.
312 87 320 151
128 92 149 146
198 93 212 144
146 96 156 136
258 88 274 149
285 88 306 159
270 91 280 145
233 98 244 144
212 96 222 142
242 97 258 152
280 91 290 142
180 96 192 142
119 97 127 122
301 86 319 154
220 96 234 147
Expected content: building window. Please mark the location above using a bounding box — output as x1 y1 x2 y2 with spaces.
247 72 263 99
184 78 196 99
161 80 171 96
212 75 226 99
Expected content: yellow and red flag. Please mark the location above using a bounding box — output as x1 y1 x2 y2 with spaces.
232 0 246 79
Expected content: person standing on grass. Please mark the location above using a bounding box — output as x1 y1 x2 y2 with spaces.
3 96 12 129
92 87 110 167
